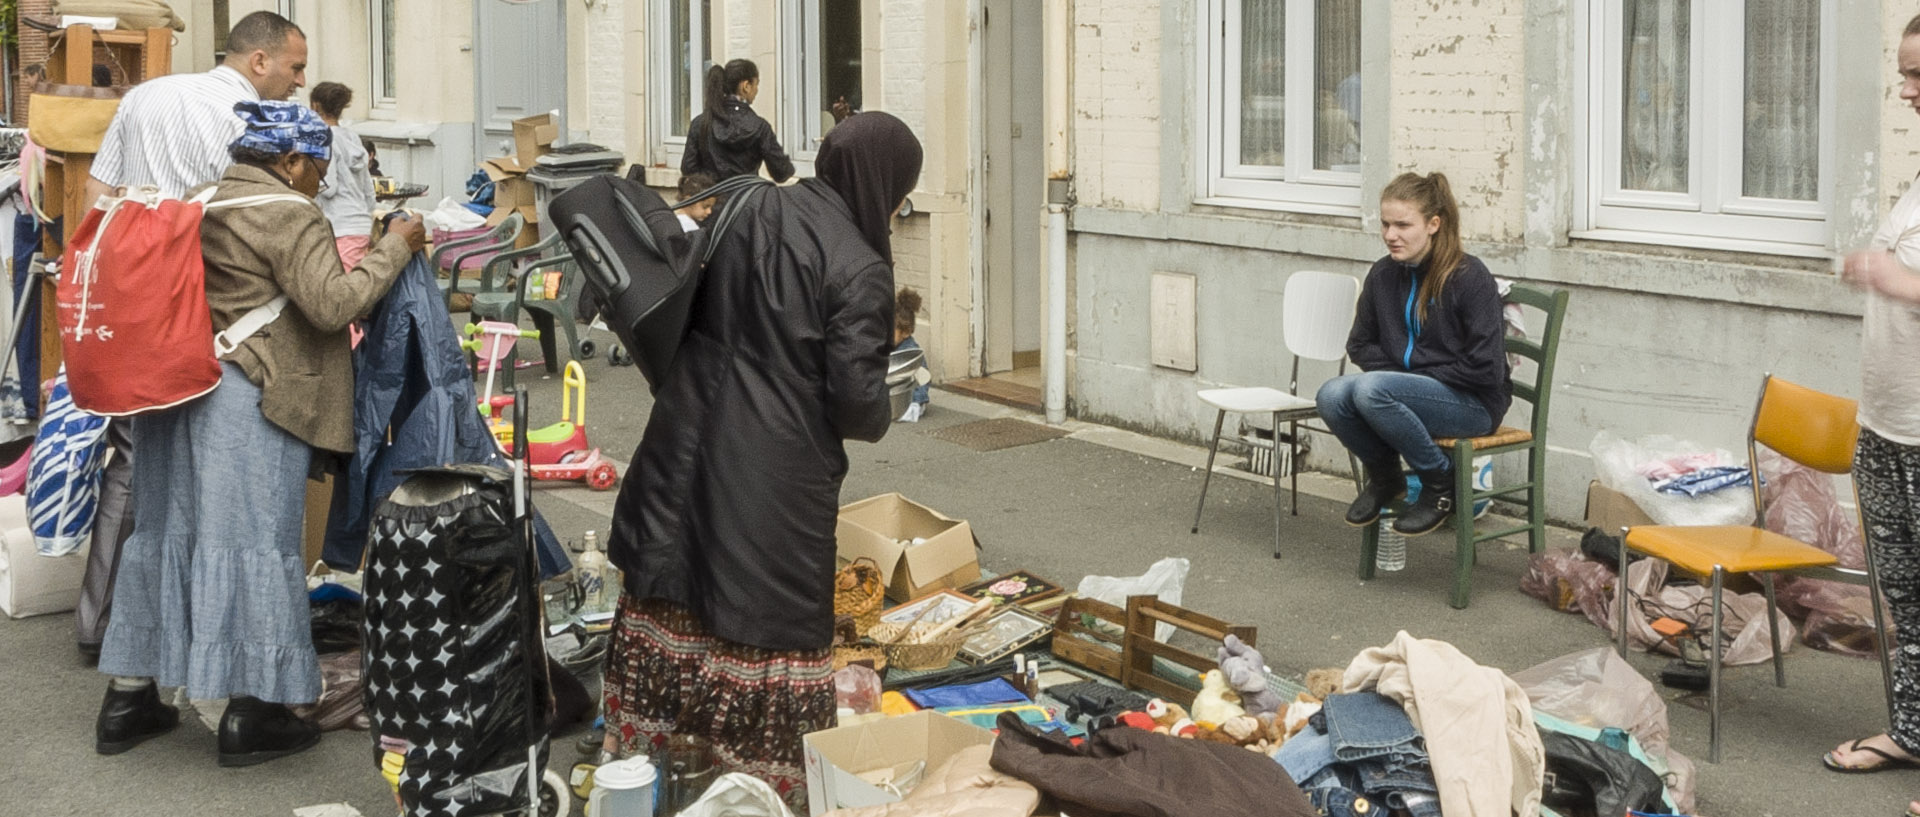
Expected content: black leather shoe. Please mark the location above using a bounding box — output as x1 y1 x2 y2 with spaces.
96 682 179 755
1393 469 1457 536
1344 461 1406 526
218 696 321 767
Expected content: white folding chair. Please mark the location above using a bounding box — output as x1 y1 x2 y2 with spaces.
1190 270 1361 558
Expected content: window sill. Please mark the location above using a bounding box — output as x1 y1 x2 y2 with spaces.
1193 196 1362 219
1570 228 1832 261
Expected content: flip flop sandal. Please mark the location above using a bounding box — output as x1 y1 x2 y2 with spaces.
1823 739 1920 773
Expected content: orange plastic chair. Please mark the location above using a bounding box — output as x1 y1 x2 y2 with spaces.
1615 374 1875 763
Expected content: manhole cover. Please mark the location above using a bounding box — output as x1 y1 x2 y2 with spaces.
926 417 1069 452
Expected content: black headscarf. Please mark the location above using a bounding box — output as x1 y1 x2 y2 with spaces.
814 112 924 266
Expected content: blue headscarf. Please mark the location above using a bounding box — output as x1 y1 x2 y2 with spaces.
231 100 332 162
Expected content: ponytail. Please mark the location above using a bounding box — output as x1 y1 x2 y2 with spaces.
1380 171 1464 324
703 58 760 118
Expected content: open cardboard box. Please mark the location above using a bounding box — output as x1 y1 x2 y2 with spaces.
836 493 980 602
802 711 995 816
477 113 559 227
1585 480 1656 534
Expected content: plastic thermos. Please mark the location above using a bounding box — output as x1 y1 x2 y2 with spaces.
577 531 610 613
587 755 658 817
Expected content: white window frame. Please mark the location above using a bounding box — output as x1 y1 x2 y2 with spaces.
1575 0 1837 254
1197 0 1363 215
369 0 396 108
781 0 828 162
650 0 711 168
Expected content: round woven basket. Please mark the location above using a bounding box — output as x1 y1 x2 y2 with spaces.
831 643 888 673
833 558 885 636
867 621 969 671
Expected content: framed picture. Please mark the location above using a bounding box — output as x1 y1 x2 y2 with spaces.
878 589 978 626
958 569 1063 607
957 605 1055 665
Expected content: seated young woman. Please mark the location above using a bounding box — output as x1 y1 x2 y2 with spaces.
1315 171 1510 536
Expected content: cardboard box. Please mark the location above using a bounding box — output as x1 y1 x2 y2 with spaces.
0 495 87 619
480 157 541 227
802 711 995 816
512 112 558 168
1584 480 1656 534
836 493 980 602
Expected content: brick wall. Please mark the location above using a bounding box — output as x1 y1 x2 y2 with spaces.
582 0 626 154
1388 1 1527 243
16 0 53 124
880 0 925 137
1072 0 1161 211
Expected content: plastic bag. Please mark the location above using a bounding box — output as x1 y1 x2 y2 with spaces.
1519 549 1617 630
1079 557 1190 641
1589 432 1754 527
1607 558 1794 666
422 195 486 233
1513 648 1696 814
292 650 368 731
677 772 796 817
834 664 882 715
1757 447 1885 657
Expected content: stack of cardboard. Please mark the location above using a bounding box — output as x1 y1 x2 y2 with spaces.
478 113 559 240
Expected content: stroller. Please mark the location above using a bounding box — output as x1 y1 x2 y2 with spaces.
361 387 571 817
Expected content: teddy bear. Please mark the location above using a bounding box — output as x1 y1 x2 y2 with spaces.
1215 635 1285 719
1303 667 1344 701
1190 669 1247 726
1143 698 1197 737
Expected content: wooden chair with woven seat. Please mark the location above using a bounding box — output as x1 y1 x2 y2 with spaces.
1357 284 1570 609
1615 374 1877 764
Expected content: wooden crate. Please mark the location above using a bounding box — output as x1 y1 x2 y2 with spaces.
1119 596 1256 707
1049 596 1125 680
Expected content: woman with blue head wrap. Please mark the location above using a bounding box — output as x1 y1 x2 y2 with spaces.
93 99 426 767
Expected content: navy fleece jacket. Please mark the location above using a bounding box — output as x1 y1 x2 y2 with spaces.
1345 253 1512 427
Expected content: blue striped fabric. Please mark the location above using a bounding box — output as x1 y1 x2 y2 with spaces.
27 370 107 555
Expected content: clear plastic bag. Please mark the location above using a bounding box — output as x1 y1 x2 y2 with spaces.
292 651 368 732
1757 447 1885 657
833 664 882 715
1519 549 1618 631
1513 649 1697 814
1589 432 1754 527
1078 557 1190 642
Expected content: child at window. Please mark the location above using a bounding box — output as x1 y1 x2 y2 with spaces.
893 287 930 422
676 173 717 232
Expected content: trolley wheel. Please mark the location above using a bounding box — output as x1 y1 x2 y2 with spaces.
577 339 597 360
538 768 571 817
587 463 619 491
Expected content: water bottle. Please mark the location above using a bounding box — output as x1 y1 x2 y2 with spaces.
1376 475 1415 572
1376 528 1408 572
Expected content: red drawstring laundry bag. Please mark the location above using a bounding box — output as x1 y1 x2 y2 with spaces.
56 186 304 416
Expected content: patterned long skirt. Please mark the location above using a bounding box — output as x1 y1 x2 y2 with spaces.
1857 428 1920 755
602 597 836 811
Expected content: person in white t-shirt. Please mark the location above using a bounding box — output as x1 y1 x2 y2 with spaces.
675 172 716 233
1824 16 1920 804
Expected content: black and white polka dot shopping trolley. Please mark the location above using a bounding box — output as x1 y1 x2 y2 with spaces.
362 389 570 817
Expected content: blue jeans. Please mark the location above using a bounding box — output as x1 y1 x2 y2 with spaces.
1316 372 1492 474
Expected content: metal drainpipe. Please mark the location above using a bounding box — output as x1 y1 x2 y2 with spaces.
1045 195 1067 425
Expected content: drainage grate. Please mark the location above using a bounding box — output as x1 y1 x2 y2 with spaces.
926 417 1070 452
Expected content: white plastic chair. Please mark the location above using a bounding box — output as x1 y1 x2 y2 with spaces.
1190 270 1361 558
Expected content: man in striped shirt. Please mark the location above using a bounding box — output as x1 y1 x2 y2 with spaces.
73 13 307 665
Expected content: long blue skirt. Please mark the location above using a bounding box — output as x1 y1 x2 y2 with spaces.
99 362 320 703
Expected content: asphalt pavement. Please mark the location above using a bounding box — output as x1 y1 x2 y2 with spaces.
0 344 1902 816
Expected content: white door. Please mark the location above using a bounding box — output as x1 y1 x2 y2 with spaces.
475 0 568 160
981 0 1046 373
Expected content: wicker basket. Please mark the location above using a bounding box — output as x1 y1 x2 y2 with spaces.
833 557 885 636
831 642 888 673
868 621 971 671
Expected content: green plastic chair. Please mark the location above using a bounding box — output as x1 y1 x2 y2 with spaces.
471 233 590 390
432 213 526 313
1357 284 1571 609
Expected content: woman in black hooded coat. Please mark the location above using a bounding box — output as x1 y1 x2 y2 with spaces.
601 112 922 809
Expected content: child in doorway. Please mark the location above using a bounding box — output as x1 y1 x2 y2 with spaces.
893 287 931 422
676 172 716 232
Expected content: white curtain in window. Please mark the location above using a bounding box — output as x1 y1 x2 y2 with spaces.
1239 0 1285 166
1743 0 1818 202
1314 0 1361 171
1621 0 1688 194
